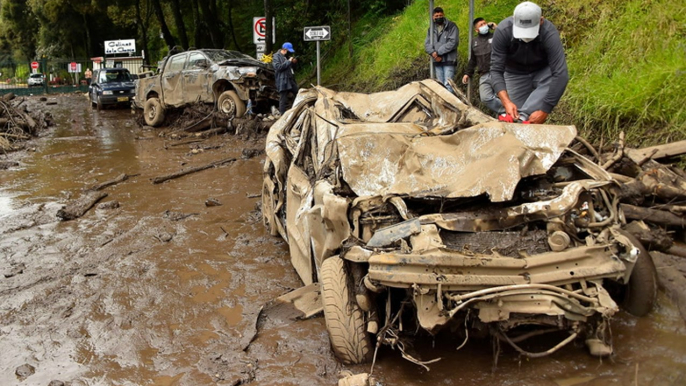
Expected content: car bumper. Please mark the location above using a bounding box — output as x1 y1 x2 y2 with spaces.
99 95 133 105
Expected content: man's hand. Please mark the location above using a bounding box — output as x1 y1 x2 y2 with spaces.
462 75 470 84
431 52 439 59
503 100 518 120
435 56 442 62
528 110 549 124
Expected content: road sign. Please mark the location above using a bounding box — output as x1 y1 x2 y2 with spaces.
105 39 136 55
253 17 276 44
303 26 331 41
68 62 81 73
31 61 39 70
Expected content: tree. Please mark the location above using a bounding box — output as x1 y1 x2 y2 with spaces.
0 0 38 61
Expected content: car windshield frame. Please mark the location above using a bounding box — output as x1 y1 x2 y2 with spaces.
99 70 133 83
201 50 259 64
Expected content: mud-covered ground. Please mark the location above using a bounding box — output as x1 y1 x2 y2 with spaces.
1 94 686 386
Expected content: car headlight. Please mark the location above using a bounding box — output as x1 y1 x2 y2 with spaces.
238 67 258 77
102 90 113 95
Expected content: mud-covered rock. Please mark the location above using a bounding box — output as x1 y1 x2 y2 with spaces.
48 380 65 386
15 363 35 379
97 200 120 210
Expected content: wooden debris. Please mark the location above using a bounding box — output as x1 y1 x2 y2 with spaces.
87 173 139 191
625 140 686 164
151 157 237 184
56 191 108 221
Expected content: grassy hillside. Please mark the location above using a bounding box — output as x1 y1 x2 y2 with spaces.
315 0 686 146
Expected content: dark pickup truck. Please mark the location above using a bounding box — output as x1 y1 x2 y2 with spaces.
134 49 279 126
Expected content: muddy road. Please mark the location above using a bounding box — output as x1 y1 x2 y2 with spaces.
1 94 686 386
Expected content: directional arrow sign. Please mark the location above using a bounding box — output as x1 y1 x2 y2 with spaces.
303 26 331 42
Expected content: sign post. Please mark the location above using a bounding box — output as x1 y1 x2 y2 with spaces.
303 26 331 86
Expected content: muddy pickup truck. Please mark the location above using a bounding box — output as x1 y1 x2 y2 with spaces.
263 80 657 366
134 49 279 126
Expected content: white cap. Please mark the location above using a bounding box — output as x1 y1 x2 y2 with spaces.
513 2 542 40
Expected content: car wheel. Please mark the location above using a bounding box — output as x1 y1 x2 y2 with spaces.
217 90 245 119
96 95 103 111
144 97 166 127
90 92 97 108
321 256 373 364
618 230 658 316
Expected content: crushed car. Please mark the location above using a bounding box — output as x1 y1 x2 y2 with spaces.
134 49 279 126
262 79 657 365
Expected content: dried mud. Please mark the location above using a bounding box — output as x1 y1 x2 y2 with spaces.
0 94 685 386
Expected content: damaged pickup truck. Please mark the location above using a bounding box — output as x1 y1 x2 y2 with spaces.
262 80 657 366
134 49 279 126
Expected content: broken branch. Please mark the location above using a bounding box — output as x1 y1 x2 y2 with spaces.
151 157 237 184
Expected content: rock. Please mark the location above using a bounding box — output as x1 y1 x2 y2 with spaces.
15 363 35 380
205 198 222 207
48 381 65 386
338 372 373 386
156 232 173 242
97 201 120 210
241 148 265 160
4 263 26 278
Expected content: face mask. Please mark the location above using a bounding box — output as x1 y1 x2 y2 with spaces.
521 37 535 43
478 25 489 35
434 17 445 24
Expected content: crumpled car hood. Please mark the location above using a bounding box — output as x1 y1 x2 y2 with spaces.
337 122 576 202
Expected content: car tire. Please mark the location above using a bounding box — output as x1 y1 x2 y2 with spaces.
618 230 658 316
217 90 245 119
144 97 166 127
321 256 373 365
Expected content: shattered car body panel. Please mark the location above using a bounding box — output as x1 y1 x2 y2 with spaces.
133 49 278 110
263 80 643 364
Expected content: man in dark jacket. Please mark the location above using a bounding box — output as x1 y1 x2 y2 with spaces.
424 7 459 93
462 17 502 114
490 1 568 124
273 42 298 114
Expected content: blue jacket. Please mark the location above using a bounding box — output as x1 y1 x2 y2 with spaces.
272 51 297 92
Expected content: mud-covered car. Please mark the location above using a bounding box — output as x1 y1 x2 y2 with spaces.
88 68 136 110
262 80 657 365
134 49 279 126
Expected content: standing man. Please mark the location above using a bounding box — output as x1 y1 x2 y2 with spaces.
490 1 568 124
273 42 299 115
424 7 459 93
462 18 502 114
84 68 92 85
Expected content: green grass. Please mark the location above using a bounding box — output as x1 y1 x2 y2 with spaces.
317 0 686 146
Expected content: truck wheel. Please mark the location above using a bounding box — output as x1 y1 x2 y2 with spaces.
217 90 245 119
321 256 372 364
619 230 658 316
144 97 165 127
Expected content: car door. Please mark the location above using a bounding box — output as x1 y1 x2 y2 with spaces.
161 53 187 107
181 52 213 104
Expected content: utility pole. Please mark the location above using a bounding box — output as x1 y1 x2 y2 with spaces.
429 0 434 79
264 0 273 53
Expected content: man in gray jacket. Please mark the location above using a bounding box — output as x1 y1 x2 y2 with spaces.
424 7 459 93
490 1 568 124
273 42 299 114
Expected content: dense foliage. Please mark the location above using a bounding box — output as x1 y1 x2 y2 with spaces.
0 0 683 143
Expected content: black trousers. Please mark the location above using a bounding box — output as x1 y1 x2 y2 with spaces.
279 87 298 114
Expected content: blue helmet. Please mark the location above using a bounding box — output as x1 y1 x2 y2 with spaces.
282 42 295 53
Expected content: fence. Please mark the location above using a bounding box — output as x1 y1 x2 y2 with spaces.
0 57 147 96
